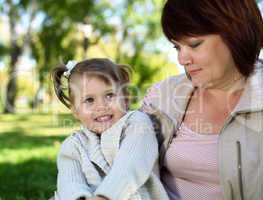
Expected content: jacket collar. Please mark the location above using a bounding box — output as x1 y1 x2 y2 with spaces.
169 61 263 115
82 111 135 168
81 128 110 173
100 111 134 166
233 62 263 114
150 74 194 125
155 61 263 120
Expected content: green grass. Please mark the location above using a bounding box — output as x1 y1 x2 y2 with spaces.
0 113 79 200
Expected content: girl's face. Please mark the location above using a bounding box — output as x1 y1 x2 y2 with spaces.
71 75 127 134
172 34 239 89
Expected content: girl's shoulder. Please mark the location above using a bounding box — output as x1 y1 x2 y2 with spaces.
58 130 91 155
126 110 153 128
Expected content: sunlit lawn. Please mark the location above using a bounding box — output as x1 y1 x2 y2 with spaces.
0 113 78 200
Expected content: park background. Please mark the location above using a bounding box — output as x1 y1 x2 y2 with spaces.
0 0 262 199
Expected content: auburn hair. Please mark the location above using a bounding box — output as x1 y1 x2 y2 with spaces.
161 0 263 77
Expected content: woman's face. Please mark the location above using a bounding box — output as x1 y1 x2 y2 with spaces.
172 34 238 89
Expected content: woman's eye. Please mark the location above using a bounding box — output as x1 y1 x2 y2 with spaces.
189 41 202 48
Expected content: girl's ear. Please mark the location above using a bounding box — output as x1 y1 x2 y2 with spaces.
124 97 129 110
71 106 79 119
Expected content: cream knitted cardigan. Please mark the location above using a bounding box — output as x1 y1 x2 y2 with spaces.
55 111 169 200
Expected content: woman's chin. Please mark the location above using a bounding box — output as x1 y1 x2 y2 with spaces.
191 77 204 87
192 79 213 89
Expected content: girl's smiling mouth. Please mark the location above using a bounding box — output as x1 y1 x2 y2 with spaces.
95 114 113 122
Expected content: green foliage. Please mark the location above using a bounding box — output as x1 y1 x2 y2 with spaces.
0 44 10 58
29 0 114 102
100 0 166 90
1 0 178 113
17 76 36 97
0 113 78 200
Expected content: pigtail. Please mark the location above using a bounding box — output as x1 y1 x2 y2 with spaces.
117 64 133 106
118 64 132 84
52 65 71 109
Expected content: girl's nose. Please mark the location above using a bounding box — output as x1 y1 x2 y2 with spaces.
96 98 108 111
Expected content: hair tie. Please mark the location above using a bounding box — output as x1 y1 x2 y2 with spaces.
63 60 78 78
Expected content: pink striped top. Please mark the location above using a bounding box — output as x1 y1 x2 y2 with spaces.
161 123 223 200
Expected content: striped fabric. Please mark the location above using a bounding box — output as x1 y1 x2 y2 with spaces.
162 123 223 200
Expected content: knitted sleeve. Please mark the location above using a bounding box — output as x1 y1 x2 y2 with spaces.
56 136 93 200
94 111 159 200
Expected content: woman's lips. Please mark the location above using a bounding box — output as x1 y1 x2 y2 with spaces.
189 68 202 76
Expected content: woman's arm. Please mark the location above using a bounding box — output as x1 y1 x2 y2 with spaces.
94 111 159 200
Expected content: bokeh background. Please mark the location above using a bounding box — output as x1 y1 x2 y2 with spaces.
0 0 262 199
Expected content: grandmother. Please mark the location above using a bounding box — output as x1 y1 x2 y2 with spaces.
142 0 263 199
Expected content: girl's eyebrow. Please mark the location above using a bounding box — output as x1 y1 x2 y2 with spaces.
82 94 94 100
104 89 114 93
83 89 114 98
104 89 118 96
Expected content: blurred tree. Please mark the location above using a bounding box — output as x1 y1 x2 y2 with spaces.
0 0 114 111
1 0 37 113
98 0 165 89
1 0 169 112
30 0 114 108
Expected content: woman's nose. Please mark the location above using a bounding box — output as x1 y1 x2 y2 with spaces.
178 48 192 66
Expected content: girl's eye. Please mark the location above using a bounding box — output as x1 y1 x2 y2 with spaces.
105 92 116 101
84 97 94 104
189 41 202 48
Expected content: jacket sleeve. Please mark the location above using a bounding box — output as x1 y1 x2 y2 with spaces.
140 83 161 114
56 137 93 200
94 111 159 200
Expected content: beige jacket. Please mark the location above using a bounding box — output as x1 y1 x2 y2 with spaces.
55 111 169 200
142 61 263 200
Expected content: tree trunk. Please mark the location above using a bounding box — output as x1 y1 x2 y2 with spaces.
3 44 21 113
31 82 44 109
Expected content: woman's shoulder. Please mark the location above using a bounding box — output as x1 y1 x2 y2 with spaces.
152 74 187 88
142 74 192 111
255 59 263 69
146 74 190 98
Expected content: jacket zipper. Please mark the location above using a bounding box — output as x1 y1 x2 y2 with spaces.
219 114 246 200
237 141 244 200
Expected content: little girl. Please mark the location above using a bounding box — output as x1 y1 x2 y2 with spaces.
52 58 168 200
